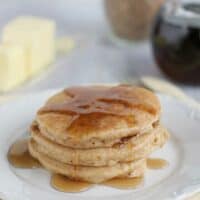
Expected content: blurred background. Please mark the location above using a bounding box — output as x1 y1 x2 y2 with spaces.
0 0 200 101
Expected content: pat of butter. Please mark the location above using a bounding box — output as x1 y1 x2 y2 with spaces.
0 44 27 92
2 16 55 76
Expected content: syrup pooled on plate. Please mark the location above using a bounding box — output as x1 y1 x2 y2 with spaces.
102 177 143 189
147 158 168 169
7 138 41 168
51 174 94 192
7 138 169 192
51 174 143 192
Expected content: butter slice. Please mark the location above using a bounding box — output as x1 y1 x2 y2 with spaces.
0 44 27 92
2 16 55 76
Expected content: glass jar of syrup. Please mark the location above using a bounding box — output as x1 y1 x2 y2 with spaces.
152 0 200 84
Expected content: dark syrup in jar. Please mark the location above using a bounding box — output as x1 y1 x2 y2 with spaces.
152 3 200 84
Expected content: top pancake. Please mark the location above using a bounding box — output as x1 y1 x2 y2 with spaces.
36 85 161 148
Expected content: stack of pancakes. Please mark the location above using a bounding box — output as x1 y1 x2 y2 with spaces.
29 85 169 183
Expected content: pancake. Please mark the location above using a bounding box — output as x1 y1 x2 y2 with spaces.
28 140 146 183
30 123 169 166
27 84 169 184
36 85 161 148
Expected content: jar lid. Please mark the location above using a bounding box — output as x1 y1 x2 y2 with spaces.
164 2 200 28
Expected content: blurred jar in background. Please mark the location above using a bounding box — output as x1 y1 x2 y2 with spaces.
104 0 164 41
152 0 200 84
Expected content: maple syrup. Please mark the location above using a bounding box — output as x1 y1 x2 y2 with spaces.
152 3 200 84
51 174 93 192
147 158 168 169
7 138 168 192
38 86 157 131
102 177 143 189
7 139 41 168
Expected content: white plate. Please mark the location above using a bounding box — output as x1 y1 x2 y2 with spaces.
0 89 200 200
